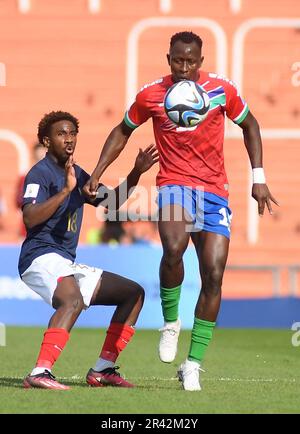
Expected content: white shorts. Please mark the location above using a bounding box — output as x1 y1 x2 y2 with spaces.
21 253 103 308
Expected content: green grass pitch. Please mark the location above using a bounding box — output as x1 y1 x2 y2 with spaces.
0 327 299 414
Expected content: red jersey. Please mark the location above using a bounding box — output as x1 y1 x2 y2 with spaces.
125 71 249 198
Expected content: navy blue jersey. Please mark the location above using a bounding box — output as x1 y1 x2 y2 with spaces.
18 153 102 275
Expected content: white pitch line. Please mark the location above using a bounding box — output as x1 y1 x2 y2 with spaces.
208 377 297 383
55 375 300 384
6 375 298 384
130 377 297 384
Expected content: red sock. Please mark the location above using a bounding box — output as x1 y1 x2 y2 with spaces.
100 323 135 362
35 328 69 370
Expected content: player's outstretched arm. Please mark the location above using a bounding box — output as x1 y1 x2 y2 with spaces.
97 145 159 211
23 156 77 229
83 121 134 199
239 111 279 216
113 144 159 210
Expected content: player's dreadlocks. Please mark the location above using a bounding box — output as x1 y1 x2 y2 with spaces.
38 111 79 144
170 31 203 50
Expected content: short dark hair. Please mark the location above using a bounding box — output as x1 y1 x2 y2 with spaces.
37 111 79 144
170 31 203 50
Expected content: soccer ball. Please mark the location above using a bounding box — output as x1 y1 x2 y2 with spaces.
164 80 210 128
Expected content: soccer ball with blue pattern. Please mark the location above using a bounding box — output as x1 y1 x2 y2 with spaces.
164 80 210 128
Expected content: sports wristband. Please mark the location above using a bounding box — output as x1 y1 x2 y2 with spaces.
252 168 266 184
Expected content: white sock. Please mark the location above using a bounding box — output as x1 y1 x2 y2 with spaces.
94 358 115 372
31 367 51 376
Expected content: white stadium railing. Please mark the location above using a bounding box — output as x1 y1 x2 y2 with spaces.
0 130 29 175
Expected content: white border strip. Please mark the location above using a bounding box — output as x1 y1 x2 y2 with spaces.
0 63 6 86
230 0 242 14
18 0 31 14
88 0 101 14
160 0 172 14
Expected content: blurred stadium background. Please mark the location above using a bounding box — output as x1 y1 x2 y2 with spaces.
0 0 300 329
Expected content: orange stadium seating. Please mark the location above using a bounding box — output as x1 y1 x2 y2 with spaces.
0 0 299 297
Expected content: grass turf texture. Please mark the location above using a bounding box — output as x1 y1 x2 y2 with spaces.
0 327 299 414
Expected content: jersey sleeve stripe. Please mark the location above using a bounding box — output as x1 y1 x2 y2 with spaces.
207 86 224 98
209 94 226 110
124 111 139 129
233 104 249 124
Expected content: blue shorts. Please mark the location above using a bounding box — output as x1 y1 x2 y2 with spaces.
157 185 232 239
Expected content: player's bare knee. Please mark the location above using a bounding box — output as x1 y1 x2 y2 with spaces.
132 282 145 303
202 268 224 294
163 243 185 266
53 295 84 313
